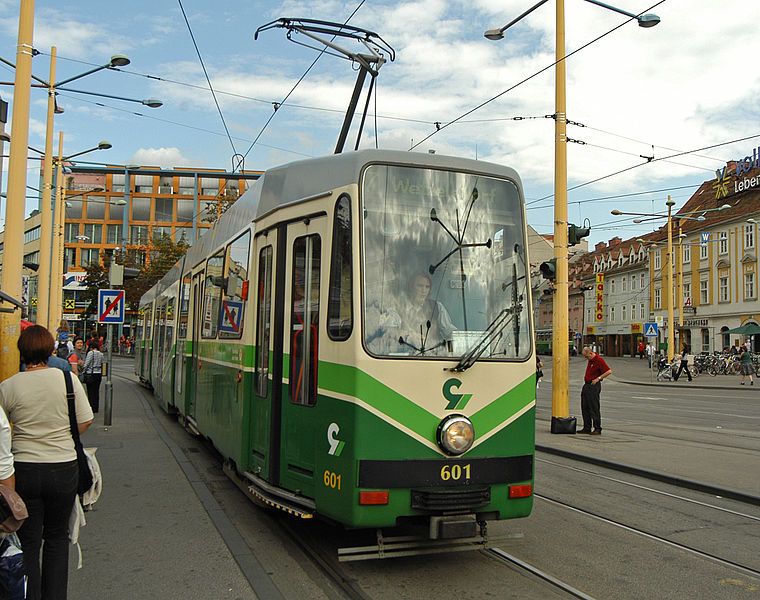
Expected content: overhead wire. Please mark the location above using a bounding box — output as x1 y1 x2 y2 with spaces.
238 0 367 169
176 0 237 157
408 1 668 150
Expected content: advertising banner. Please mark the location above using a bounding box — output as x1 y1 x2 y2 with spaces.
595 273 605 322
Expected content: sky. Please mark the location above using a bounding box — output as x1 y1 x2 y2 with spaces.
0 0 759 246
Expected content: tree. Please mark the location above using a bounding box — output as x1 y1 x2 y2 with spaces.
122 234 190 309
80 261 109 322
200 187 239 225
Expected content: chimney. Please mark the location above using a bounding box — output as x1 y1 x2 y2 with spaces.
608 236 622 247
595 241 607 252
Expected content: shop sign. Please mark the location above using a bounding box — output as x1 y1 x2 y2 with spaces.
631 323 642 334
715 145 760 198
595 273 604 322
586 326 596 335
63 272 88 290
684 318 708 327
683 306 696 315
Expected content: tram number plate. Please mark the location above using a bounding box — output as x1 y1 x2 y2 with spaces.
358 456 533 488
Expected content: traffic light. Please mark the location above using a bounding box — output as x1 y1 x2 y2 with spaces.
539 258 557 281
568 223 591 247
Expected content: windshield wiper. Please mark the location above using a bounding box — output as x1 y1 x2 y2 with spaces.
451 265 524 372
399 322 449 356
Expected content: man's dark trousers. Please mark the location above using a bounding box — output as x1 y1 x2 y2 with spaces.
581 382 602 432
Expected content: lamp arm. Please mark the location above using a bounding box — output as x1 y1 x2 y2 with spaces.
581 0 637 19
54 62 111 87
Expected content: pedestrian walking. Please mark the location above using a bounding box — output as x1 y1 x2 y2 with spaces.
646 342 654 368
82 339 104 413
739 346 754 386
535 355 544 389
0 325 93 600
637 340 645 359
673 345 693 382
579 346 612 435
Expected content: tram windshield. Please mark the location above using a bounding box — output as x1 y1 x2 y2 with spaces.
362 164 530 362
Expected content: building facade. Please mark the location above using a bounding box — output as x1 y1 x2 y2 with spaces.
0 165 261 336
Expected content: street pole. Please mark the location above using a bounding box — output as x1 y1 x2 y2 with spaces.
104 322 113 426
38 46 57 331
0 0 35 381
551 0 571 428
666 196 675 362
677 223 684 349
50 131 65 330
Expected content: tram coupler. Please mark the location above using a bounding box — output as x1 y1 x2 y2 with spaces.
429 514 477 539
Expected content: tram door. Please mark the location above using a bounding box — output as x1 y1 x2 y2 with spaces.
271 217 326 496
189 271 203 421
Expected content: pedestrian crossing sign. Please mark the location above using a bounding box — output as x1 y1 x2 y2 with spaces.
644 322 658 337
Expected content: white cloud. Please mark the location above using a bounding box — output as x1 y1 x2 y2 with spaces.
129 147 194 168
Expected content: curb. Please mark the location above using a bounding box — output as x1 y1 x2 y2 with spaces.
536 444 760 506
614 378 759 391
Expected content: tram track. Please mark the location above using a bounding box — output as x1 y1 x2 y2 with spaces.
535 493 760 581
483 547 596 599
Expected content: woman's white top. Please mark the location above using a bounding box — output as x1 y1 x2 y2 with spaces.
0 369 93 462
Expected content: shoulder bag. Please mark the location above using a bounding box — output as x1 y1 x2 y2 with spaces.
81 355 94 384
64 371 94 496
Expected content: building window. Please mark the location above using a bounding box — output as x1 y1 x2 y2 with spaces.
719 232 728 255
654 250 661 270
683 282 691 305
130 225 149 245
155 197 173 222
64 223 79 243
631 304 636 321
654 288 661 309
83 223 102 244
682 244 690 264
85 197 105 220
745 271 756 300
719 276 729 302
640 273 645 288
152 226 171 240
107 225 123 245
745 224 755 249
700 241 708 260
80 248 99 267
66 198 83 219
177 199 194 223
63 248 75 271
700 274 709 304
622 277 627 292
640 303 645 320
610 306 615 322
132 197 151 221
702 329 710 354
23 226 41 243
621 304 627 322
610 278 616 294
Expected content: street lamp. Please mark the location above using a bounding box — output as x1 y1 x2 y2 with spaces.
486 0 659 434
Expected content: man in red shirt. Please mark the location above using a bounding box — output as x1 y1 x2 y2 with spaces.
580 346 612 435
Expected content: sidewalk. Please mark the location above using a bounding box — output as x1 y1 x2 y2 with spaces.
545 354 760 390
68 359 261 599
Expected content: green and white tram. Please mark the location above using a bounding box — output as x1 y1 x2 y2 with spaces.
137 149 535 553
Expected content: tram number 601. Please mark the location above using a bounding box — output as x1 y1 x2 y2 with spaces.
323 470 342 490
440 463 471 482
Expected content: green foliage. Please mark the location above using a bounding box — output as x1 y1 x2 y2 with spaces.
122 234 190 309
80 261 109 320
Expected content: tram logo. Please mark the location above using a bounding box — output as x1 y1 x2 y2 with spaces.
327 423 345 456
442 378 473 410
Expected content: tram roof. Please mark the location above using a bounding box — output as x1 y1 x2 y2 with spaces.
142 150 522 305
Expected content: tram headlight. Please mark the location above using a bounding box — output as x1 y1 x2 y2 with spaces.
437 415 474 455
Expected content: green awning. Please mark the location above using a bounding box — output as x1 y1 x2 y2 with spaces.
725 322 760 335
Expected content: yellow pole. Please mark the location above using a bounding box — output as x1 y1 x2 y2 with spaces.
0 0 35 380
37 46 57 331
666 196 675 362
677 223 684 347
551 0 570 424
50 131 65 331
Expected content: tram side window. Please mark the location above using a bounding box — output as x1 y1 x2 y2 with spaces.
165 298 175 356
328 195 352 341
146 305 153 340
157 303 167 369
202 251 225 338
178 273 191 339
136 310 144 341
255 246 273 397
290 235 321 406
219 230 251 339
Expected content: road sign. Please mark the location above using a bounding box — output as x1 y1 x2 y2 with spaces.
98 289 125 324
64 298 75 310
701 232 710 246
644 322 659 337
655 315 664 326
219 299 243 334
